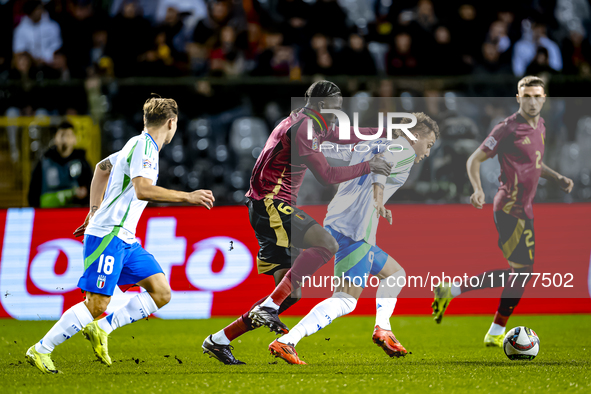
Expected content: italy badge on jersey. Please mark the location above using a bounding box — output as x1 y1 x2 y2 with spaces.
97 275 106 289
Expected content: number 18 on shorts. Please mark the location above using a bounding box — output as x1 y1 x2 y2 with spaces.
77 234 163 296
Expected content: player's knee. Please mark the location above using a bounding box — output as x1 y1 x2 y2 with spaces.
334 292 357 315
320 235 339 255
85 294 110 318
86 304 107 318
514 265 534 285
154 287 171 308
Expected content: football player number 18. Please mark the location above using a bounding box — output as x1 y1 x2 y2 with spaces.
97 254 115 275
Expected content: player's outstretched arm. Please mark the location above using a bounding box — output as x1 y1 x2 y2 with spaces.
132 177 214 208
466 148 489 209
320 141 354 162
304 152 392 186
324 125 381 144
541 162 574 193
73 157 112 237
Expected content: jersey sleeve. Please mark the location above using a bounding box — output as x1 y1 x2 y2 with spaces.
129 137 158 182
368 144 392 186
387 170 411 190
293 120 318 157
479 121 512 158
107 151 119 165
320 141 354 162
389 145 415 174
369 144 414 187
303 152 370 186
384 147 414 197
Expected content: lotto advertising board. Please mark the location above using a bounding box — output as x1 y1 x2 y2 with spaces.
0 204 590 320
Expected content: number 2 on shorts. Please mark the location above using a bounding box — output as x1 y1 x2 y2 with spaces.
97 254 115 275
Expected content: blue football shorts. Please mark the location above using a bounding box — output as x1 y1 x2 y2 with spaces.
77 234 163 296
326 225 389 288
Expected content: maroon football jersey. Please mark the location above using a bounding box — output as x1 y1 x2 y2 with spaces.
246 109 377 204
480 112 546 219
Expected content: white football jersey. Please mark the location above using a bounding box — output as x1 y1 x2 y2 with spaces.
85 131 159 244
323 137 415 246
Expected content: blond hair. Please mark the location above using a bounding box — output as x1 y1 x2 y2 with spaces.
517 76 545 92
143 96 178 127
393 112 439 139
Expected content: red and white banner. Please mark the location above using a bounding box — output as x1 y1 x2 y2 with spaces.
0 204 590 320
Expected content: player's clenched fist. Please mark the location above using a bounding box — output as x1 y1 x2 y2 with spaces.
470 190 485 209
369 155 392 176
187 189 215 209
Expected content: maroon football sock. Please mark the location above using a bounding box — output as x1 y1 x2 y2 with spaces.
268 246 333 306
222 289 302 342
222 296 267 341
497 265 533 317
278 292 300 314
493 311 510 328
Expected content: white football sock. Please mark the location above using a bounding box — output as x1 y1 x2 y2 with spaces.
488 322 506 336
279 292 356 346
97 292 158 335
260 296 280 310
35 302 93 354
375 298 397 331
450 281 462 298
211 330 231 345
374 269 405 331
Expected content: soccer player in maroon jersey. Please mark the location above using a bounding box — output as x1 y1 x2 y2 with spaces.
202 80 392 364
431 76 574 347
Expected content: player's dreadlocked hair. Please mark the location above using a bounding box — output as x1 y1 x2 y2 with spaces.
143 95 178 127
304 80 342 107
392 112 440 139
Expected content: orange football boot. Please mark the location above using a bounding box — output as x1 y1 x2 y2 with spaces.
269 339 307 365
372 325 408 358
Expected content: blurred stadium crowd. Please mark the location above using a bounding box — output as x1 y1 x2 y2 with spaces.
2 0 591 81
0 0 590 207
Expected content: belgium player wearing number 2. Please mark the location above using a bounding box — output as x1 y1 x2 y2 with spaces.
431 76 574 347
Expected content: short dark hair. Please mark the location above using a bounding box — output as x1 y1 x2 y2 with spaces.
23 0 42 16
518 75 545 91
305 80 341 107
57 121 74 131
143 96 178 127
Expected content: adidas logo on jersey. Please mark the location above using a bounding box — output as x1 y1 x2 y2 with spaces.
522 137 531 144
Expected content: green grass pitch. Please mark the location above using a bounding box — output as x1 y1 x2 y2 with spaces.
2 315 590 393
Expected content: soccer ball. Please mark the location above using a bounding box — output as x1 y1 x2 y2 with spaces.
503 326 540 360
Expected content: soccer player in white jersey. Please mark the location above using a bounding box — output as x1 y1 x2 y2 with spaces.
268 113 439 364
25 97 215 374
